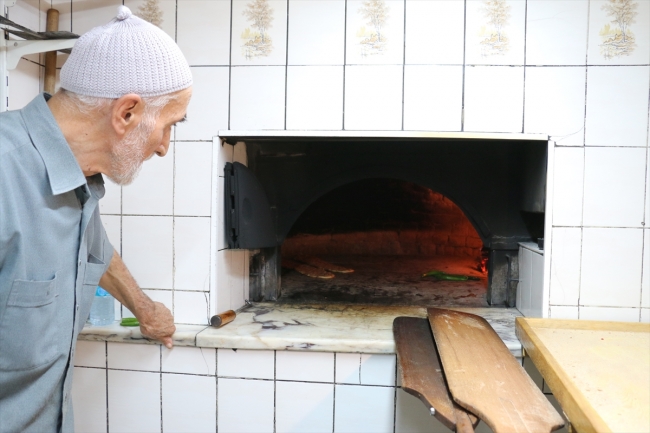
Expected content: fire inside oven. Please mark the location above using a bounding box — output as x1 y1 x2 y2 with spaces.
224 135 548 308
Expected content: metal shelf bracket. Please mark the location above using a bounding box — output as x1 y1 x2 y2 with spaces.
0 38 76 70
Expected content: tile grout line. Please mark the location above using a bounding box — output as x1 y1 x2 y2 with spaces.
283 0 289 131
400 0 406 132
521 0 528 134
460 0 467 132
342 0 348 130
273 350 277 433
332 353 337 433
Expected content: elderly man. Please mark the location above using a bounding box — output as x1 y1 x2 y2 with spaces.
0 6 191 432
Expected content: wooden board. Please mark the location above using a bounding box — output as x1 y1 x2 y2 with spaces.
428 308 565 433
393 317 477 432
516 318 650 433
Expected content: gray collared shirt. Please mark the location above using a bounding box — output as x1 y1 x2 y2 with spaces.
0 94 114 432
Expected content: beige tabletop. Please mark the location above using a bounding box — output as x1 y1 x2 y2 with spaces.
516 318 650 433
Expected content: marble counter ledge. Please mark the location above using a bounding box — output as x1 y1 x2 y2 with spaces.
79 323 208 346
79 303 521 357
79 303 524 357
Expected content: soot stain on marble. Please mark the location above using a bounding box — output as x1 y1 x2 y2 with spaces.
249 305 314 330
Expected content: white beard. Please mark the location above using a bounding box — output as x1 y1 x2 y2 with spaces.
107 116 156 186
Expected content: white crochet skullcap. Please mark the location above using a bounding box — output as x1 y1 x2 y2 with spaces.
60 5 192 98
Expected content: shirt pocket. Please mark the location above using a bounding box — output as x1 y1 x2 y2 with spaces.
78 255 108 327
0 275 60 371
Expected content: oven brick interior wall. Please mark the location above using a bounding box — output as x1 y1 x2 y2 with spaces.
283 180 483 258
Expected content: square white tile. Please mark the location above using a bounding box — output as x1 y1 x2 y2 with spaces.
72 367 107 433
584 66 650 147
642 309 649 323
174 291 209 325
230 66 286 130
231 249 249 310
122 142 174 215
581 228 644 307
587 0 650 65
549 227 582 306
287 0 346 65
360 354 396 386
579 306 641 322
404 0 464 65
464 66 524 133
218 378 275 433
175 67 230 141
122 216 173 289
162 346 216 375
583 147 647 228
123 0 176 38
7 59 40 111
99 178 121 215
231 0 288 66
642 229 650 308
174 217 211 291
524 66 586 147
345 0 404 65
217 348 275 379
74 341 106 368
276 351 334 382
107 342 160 371
549 305 579 320
108 370 161 433
335 353 360 384
177 0 230 65
162 373 217 433
552 147 584 226
464 0 526 65
71 0 122 35
286 66 344 130
525 0 589 66
334 384 395 433
395 388 447 433
174 142 213 217
276 381 334 433
403 65 463 131
344 65 403 130
215 249 249 311
101 215 121 254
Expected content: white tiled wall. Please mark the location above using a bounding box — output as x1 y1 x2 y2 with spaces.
3 0 648 429
6 0 648 324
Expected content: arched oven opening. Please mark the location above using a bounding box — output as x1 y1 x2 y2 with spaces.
280 178 488 307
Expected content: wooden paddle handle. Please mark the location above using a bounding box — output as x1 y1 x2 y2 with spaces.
44 9 59 94
454 409 475 433
210 310 236 328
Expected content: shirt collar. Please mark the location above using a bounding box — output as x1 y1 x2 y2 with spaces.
20 93 87 196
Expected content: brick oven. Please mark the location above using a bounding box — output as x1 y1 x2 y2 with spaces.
222 131 551 308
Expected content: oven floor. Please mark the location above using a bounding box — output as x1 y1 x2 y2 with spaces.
278 255 488 307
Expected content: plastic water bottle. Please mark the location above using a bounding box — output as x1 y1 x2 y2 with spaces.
89 286 115 326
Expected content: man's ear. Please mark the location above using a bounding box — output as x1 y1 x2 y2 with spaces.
111 94 144 137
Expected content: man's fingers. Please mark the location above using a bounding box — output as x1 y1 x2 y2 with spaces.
161 336 173 349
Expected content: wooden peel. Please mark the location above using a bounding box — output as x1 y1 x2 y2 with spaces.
44 9 59 94
393 317 477 432
428 308 565 433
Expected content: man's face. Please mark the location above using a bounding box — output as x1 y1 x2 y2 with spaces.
108 87 192 185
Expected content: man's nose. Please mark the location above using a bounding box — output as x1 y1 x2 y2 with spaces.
155 137 170 157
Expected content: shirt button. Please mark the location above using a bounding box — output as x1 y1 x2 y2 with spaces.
76 305 79 311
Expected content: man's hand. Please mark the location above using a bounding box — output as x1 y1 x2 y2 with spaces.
138 301 176 349
100 250 176 348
